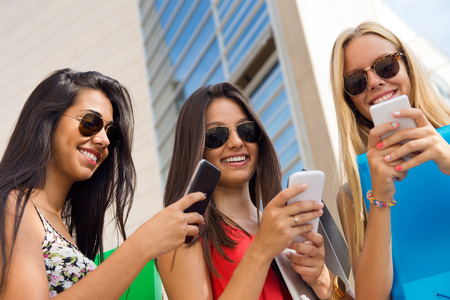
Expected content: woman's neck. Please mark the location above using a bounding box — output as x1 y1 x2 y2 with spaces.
34 169 73 217
212 184 258 222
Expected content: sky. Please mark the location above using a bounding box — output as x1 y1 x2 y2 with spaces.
381 0 450 57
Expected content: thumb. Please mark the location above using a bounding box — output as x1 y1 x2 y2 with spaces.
175 192 206 211
269 184 308 207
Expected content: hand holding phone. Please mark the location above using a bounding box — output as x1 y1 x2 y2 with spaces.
183 159 221 243
287 170 325 242
370 95 417 140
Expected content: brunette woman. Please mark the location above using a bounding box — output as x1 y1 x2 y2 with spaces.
0 68 204 298
158 82 354 300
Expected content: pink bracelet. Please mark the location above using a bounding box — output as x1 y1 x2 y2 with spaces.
367 190 397 208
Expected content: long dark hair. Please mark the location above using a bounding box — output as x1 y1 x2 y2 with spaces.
164 82 281 275
0 68 136 290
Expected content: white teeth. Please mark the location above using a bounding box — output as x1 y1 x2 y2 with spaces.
79 149 98 162
223 156 246 163
372 92 394 105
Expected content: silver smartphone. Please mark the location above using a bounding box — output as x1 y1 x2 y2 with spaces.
370 95 417 140
287 170 325 242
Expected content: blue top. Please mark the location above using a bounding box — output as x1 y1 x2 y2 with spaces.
357 125 450 300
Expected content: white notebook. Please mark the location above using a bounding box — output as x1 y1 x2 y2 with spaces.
274 221 355 299
275 249 318 300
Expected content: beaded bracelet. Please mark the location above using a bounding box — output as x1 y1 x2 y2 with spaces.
367 190 397 208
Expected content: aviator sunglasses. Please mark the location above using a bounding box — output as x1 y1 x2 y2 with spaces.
62 112 119 148
205 121 262 149
344 52 403 96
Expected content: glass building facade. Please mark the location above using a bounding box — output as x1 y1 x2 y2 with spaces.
139 0 304 187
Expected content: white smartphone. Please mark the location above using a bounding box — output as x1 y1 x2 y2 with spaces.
183 159 221 243
287 170 325 242
370 95 417 140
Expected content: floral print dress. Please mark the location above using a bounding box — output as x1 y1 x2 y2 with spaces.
34 205 97 298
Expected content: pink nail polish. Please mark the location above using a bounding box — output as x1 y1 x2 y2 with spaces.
384 155 390 162
392 122 399 128
376 142 383 149
393 111 400 117
396 165 402 171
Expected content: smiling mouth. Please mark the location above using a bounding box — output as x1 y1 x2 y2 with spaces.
79 149 98 163
222 156 246 163
371 91 395 105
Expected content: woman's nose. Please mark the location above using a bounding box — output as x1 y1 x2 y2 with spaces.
226 127 244 148
92 127 110 148
366 69 385 91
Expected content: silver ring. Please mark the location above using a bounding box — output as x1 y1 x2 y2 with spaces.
293 216 298 227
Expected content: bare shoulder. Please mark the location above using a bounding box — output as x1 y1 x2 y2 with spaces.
157 241 212 300
336 185 356 232
1 191 49 298
337 184 354 209
4 192 45 244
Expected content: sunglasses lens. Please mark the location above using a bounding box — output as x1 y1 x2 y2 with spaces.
78 113 103 136
374 56 400 79
106 126 120 148
345 53 401 96
237 122 260 143
205 126 230 149
345 73 367 96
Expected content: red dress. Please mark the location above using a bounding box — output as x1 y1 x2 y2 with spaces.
209 223 293 300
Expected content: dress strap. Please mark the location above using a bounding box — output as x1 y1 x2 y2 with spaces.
31 202 52 233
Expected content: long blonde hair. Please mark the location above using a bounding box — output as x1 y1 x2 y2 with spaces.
330 22 450 261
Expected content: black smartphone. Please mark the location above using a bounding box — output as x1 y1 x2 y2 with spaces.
183 159 221 215
183 159 221 243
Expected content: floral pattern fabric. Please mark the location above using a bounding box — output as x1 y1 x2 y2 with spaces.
34 205 97 298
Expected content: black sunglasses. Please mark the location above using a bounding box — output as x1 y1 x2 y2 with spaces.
62 112 119 148
205 121 262 149
344 52 403 96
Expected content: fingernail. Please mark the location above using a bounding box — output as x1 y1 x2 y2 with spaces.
393 111 400 117
384 155 391 162
396 165 402 171
392 122 399 128
376 142 383 149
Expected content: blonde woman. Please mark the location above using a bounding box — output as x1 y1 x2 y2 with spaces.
330 22 450 299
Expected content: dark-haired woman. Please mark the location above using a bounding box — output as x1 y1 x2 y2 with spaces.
0 68 204 298
158 82 354 300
